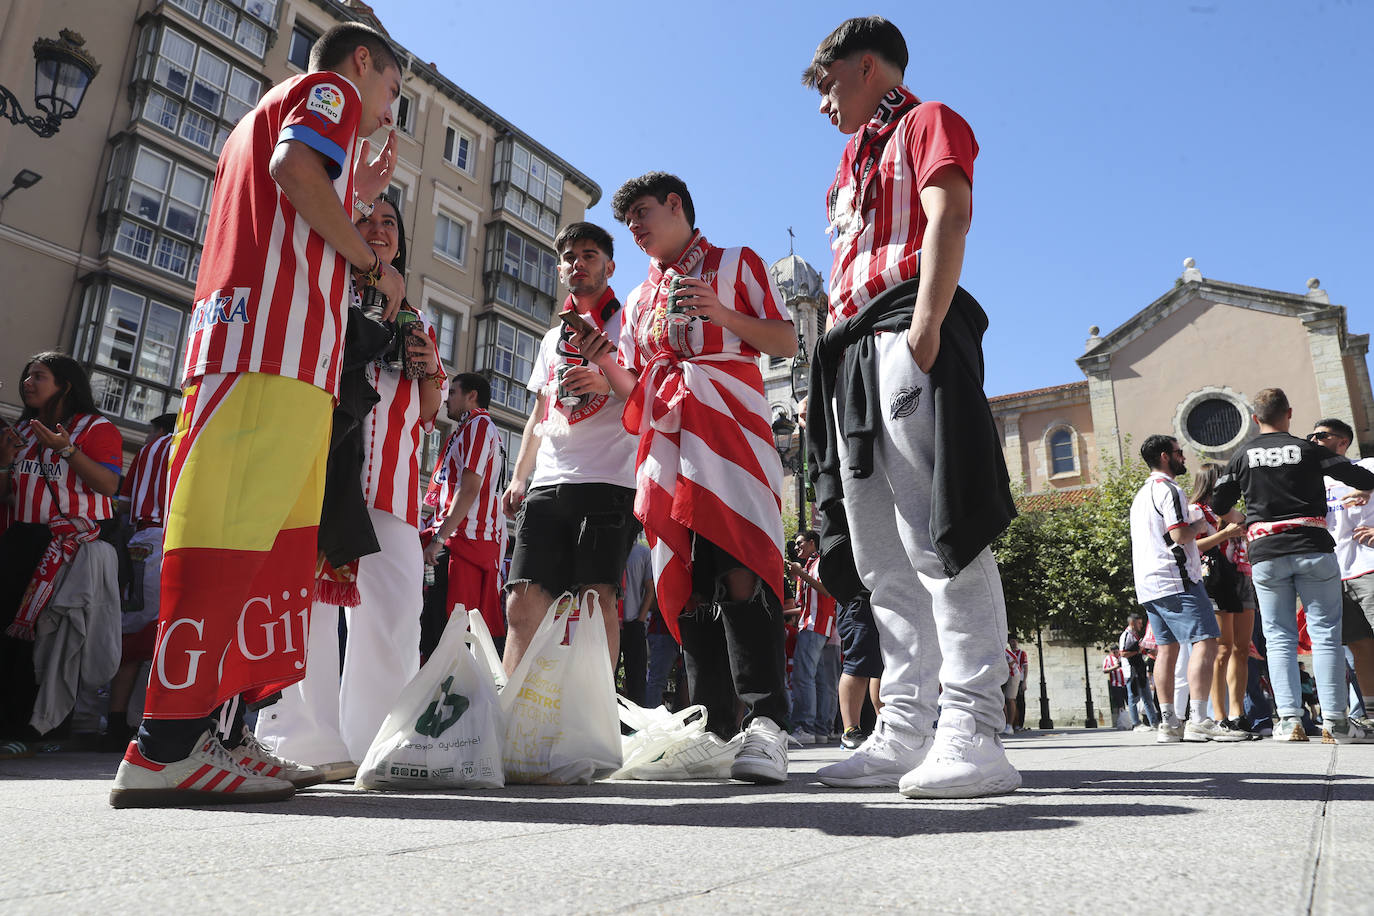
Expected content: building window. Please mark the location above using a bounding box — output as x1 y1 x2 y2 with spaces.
385 180 407 215
485 226 557 324
493 138 564 240
110 145 211 281
234 16 268 56
241 0 277 25
474 316 538 414
287 24 317 70
426 304 459 368
1186 398 1244 448
142 26 261 143
167 0 205 15
434 211 468 265
396 92 416 135
1049 428 1076 475
444 125 473 173
80 285 187 424
202 0 237 38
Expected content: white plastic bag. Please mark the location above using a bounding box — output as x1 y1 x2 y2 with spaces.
500 590 622 784
355 610 504 790
608 697 708 780
466 606 507 691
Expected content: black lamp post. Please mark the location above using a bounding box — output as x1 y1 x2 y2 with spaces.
0 169 41 201
1034 619 1054 730
1082 644 1098 727
0 30 100 139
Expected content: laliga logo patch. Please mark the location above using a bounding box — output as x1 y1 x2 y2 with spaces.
307 83 344 124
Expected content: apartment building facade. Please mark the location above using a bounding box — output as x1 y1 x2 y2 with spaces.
0 0 599 481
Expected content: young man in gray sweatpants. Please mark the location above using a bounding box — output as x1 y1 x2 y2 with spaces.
803 16 1019 798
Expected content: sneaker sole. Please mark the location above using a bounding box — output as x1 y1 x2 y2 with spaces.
730 761 787 784
288 771 330 789
109 784 296 809
899 770 1021 799
816 772 901 788
1156 735 1183 743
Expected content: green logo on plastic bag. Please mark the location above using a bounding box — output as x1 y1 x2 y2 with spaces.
415 675 470 738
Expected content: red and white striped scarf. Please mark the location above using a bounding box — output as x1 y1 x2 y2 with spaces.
540 288 621 436
622 353 784 640
7 515 101 640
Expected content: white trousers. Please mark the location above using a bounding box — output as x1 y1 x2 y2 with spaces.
835 332 1009 738
256 507 423 763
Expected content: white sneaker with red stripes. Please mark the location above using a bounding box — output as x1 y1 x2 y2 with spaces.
229 728 327 788
108 730 296 808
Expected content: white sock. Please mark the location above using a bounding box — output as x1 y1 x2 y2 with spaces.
1191 705 1208 724
1160 703 1177 725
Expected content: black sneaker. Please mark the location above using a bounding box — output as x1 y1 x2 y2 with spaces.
840 726 866 750
1227 717 1257 740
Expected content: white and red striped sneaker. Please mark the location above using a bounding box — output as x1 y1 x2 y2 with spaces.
108 730 295 808
229 728 327 789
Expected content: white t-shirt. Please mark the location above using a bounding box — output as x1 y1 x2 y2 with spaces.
1326 457 1374 581
1130 470 1204 603
525 320 636 490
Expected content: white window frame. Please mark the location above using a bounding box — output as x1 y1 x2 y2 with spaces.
443 123 475 175
433 210 469 267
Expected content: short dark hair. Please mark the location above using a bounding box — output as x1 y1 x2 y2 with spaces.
802 16 909 89
1314 417 1354 443
19 351 102 422
150 413 178 435
798 528 820 547
453 372 491 409
1140 434 1177 470
554 221 614 260
1253 388 1290 425
611 172 695 230
310 22 400 75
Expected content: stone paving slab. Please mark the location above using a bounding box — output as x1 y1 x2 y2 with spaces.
1 728 1371 914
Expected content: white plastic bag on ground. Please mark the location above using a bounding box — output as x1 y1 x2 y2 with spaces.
608 697 708 780
355 608 504 790
500 590 621 784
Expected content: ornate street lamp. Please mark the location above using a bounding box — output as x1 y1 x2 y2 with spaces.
1 30 101 139
789 349 810 532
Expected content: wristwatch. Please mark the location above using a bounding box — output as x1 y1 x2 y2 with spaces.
57 444 76 459
353 196 374 217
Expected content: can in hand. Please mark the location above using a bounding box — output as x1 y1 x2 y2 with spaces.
667 275 692 315
394 310 424 379
556 362 584 408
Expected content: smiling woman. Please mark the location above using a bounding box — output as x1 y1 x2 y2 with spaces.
1 352 125 751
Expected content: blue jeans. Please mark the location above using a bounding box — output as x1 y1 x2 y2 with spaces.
644 633 681 709
1252 552 1346 720
1126 667 1158 726
817 643 842 736
789 628 827 734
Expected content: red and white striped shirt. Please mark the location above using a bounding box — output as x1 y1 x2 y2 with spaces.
618 237 790 636
361 308 443 528
429 408 506 542
826 89 978 324
1102 653 1126 688
183 72 362 393
797 553 836 637
9 414 122 524
119 433 173 528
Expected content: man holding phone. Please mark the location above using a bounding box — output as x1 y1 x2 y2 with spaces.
499 222 637 674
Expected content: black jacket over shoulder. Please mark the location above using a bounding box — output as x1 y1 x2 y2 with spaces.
806 278 1015 599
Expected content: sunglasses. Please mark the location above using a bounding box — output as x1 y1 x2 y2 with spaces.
1308 431 1334 442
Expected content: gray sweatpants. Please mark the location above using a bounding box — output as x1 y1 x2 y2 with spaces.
834 331 1009 737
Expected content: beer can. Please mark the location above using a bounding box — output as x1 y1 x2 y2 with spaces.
667 275 692 314
394 310 423 378
556 362 583 408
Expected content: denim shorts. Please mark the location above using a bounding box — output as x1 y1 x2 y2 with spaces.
1142 580 1220 646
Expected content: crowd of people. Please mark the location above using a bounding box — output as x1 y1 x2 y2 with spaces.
1107 400 1374 743
9 13 1367 818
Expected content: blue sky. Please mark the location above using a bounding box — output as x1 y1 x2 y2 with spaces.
380 0 1373 397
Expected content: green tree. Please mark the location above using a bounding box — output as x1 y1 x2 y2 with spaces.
994 453 1148 647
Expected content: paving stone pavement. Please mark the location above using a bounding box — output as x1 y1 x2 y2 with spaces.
1 727 1372 914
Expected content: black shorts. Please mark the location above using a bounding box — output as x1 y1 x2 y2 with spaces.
837 595 883 678
507 483 637 597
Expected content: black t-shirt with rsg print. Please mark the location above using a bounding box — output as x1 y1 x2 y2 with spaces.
1212 431 1374 564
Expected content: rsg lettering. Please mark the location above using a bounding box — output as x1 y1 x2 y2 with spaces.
1247 445 1302 468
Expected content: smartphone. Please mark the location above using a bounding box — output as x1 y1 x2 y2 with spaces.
559 309 595 337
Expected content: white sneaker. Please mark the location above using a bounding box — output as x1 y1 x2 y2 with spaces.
789 728 816 747
231 728 328 788
817 719 929 788
631 732 742 780
1132 723 1156 733
899 714 1021 799
1184 717 1247 743
1323 717 1374 745
730 716 788 784
109 730 296 808
1156 719 1184 743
